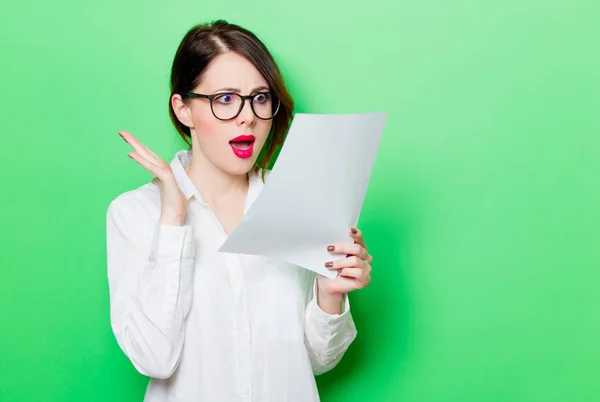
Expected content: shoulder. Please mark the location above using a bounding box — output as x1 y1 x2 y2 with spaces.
106 182 161 227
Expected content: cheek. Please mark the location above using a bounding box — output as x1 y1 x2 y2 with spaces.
256 121 273 144
192 111 229 145
193 112 219 136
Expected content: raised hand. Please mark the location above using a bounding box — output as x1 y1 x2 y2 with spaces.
119 130 189 226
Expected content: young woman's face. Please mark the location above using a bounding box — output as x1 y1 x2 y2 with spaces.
182 52 274 176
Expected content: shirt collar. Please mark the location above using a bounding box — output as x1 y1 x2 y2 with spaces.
169 149 265 211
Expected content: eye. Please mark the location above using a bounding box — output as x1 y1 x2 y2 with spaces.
254 93 270 104
216 93 234 104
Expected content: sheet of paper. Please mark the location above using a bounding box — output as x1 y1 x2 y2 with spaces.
219 112 388 279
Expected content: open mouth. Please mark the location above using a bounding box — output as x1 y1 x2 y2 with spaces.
229 140 254 150
229 135 255 159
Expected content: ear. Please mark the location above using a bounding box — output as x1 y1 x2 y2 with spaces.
171 94 194 129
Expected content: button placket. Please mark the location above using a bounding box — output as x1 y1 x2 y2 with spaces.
233 255 252 399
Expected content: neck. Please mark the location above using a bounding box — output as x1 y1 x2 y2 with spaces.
185 147 249 207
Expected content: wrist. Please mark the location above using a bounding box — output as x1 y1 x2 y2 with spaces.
316 275 342 296
159 208 186 226
316 278 344 315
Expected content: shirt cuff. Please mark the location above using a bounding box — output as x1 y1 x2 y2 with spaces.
149 223 194 262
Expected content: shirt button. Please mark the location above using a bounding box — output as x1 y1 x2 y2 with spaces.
243 389 251 396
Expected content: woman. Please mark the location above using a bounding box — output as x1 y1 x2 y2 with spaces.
106 20 373 402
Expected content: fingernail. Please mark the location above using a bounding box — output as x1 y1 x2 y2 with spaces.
327 245 335 252
325 261 333 268
351 228 358 234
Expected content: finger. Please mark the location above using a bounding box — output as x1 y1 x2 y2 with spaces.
325 255 365 270
128 152 163 177
119 131 162 166
139 141 162 162
327 242 368 260
338 267 363 279
349 227 367 249
119 131 150 157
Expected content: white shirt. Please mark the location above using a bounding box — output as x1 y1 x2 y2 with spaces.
106 150 357 402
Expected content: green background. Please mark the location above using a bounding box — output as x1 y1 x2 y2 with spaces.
1 0 599 401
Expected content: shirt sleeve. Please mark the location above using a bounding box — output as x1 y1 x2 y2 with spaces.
303 273 358 375
106 196 195 379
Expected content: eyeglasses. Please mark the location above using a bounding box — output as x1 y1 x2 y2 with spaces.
182 91 281 121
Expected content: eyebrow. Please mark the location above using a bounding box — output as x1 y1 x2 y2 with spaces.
213 86 270 94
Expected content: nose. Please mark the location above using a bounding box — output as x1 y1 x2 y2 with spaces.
236 98 255 127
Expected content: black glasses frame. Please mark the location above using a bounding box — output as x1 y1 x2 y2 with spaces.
182 91 281 121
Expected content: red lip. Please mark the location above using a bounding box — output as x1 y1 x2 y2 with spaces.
230 135 255 142
229 134 256 159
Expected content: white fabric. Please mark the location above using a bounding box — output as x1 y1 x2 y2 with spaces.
106 150 357 402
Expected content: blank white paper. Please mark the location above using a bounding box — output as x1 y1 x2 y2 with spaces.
218 112 388 279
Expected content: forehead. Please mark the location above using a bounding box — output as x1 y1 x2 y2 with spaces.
198 51 268 91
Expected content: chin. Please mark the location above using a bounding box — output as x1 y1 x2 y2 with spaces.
223 159 257 176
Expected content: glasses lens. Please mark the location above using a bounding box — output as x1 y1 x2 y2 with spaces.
212 93 243 120
252 92 280 119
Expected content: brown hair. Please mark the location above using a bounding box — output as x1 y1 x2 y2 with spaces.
168 20 294 179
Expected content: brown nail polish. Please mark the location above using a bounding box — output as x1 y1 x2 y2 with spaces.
325 262 333 268
351 228 358 234
327 245 335 252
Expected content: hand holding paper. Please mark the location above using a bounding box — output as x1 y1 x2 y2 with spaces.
219 112 387 279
